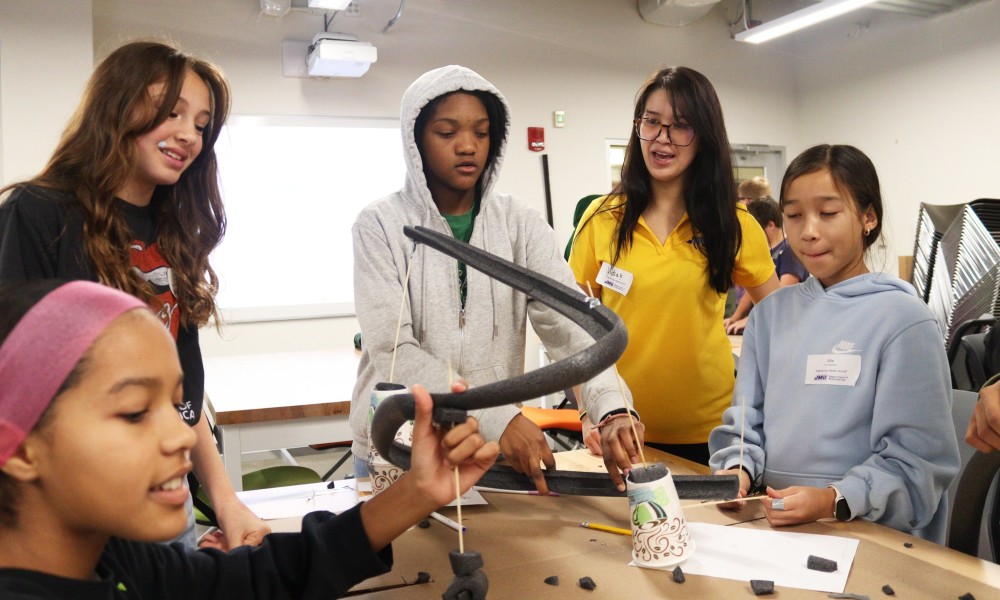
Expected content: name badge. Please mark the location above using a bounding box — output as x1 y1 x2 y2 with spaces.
805 354 861 386
596 262 633 296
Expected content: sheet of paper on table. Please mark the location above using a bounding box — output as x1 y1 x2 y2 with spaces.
238 480 487 520
633 522 858 594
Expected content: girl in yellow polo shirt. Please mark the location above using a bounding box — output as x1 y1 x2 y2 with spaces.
569 66 777 465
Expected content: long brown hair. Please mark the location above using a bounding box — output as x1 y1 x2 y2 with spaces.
1 40 230 327
577 67 740 294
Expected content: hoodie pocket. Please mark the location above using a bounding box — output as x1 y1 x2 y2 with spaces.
462 364 507 388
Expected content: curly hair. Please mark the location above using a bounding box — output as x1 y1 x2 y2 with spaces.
2 40 230 327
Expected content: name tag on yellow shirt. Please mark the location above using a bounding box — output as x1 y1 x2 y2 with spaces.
596 262 633 296
805 354 861 386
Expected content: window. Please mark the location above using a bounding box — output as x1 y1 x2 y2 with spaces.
212 115 406 322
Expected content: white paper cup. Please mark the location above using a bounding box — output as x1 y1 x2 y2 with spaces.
626 462 695 568
366 382 408 495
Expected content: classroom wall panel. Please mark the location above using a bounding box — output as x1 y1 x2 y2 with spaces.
792 0 1000 270
81 0 801 357
0 0 93 184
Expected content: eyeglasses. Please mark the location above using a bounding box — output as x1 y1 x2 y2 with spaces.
633 117 695 146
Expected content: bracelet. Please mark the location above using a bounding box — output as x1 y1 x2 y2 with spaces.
595 413 638 429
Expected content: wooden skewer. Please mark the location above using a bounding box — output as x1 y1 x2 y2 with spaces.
448 359 464 553
388 249 416 383
682 494 768 509
455 468 464 553
585 282 646 467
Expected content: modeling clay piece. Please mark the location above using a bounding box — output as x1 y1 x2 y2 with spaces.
544 576 559 586
441 550 488 600
418 519 431 529
416 572 431 584
672 566 685 583
751 580 774 596
807 554 839 572
579 576 597 590
881 584 895 595
903 542 913 548
958 593 976 600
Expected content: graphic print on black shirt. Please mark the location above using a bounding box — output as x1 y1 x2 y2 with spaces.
129 239 194 422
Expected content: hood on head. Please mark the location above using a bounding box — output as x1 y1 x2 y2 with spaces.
400 65 510 204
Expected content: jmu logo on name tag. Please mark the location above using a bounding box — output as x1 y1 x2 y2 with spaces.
805 354 861 386
596 262 633 296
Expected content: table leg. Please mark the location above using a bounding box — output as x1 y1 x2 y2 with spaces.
218 424 244 492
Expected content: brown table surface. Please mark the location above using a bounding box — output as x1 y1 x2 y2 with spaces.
282 448 1000 598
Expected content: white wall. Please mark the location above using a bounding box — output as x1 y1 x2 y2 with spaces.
83 0 801 359
792 0 1000 269
0 0 93 184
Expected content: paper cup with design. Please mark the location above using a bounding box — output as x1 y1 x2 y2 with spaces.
626 462 695 568
366 382 409 495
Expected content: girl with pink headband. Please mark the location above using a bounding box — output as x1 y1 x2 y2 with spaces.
0 40 260 550
0 280 498 598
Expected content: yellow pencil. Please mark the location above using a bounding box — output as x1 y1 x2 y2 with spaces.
580 521 631 536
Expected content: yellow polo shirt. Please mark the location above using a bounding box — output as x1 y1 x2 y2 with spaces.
569 197 774 444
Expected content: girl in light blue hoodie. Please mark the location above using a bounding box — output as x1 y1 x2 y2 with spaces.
708 145 959 543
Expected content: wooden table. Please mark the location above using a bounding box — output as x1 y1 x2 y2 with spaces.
203 349 359 490
322 448 1000 598
729 333 743 359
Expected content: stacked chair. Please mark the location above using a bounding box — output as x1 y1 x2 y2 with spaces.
913 200 1000 389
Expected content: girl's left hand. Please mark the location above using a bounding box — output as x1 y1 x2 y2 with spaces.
409 383 499 508
763 485 837 527
725 317 748 335
200 499 271 551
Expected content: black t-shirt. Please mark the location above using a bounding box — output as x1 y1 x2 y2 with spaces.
0 185 204 424
0 507 392 600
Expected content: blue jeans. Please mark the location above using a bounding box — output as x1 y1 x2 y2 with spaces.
165 483 197 548
354 454 369 478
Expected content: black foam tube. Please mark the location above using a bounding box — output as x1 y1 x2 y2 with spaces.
370 225 628 470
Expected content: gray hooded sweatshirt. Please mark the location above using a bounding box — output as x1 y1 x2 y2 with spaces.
350 65 632 457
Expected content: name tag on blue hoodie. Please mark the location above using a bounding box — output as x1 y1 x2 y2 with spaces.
805 354 861 386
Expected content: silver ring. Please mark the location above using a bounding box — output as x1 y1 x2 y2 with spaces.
771 498 785 511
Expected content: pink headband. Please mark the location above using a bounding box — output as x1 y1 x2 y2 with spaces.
0 281 146 465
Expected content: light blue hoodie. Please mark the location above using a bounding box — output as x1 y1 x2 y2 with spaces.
709 273 960 543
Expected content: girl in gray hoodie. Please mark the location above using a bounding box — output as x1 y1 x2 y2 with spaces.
351 66 639 494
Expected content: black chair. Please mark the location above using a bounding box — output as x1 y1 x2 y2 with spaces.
948 451 1000 562
949 316 997 390
947 389 1000 563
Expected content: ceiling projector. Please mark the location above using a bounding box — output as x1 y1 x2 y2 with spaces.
306 33 377 77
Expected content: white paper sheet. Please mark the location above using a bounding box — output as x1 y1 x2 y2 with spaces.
237 480 488 520
238 483 360 520
632 522 858 594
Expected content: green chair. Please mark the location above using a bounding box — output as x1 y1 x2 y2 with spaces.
564 194 604 261
193 465 322 526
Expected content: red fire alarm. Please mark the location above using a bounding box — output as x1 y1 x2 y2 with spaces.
528 127 545 152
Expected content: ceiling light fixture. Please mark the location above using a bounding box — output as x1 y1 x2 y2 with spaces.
260 0 292 17
734 0 879 44
308 0 352 10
